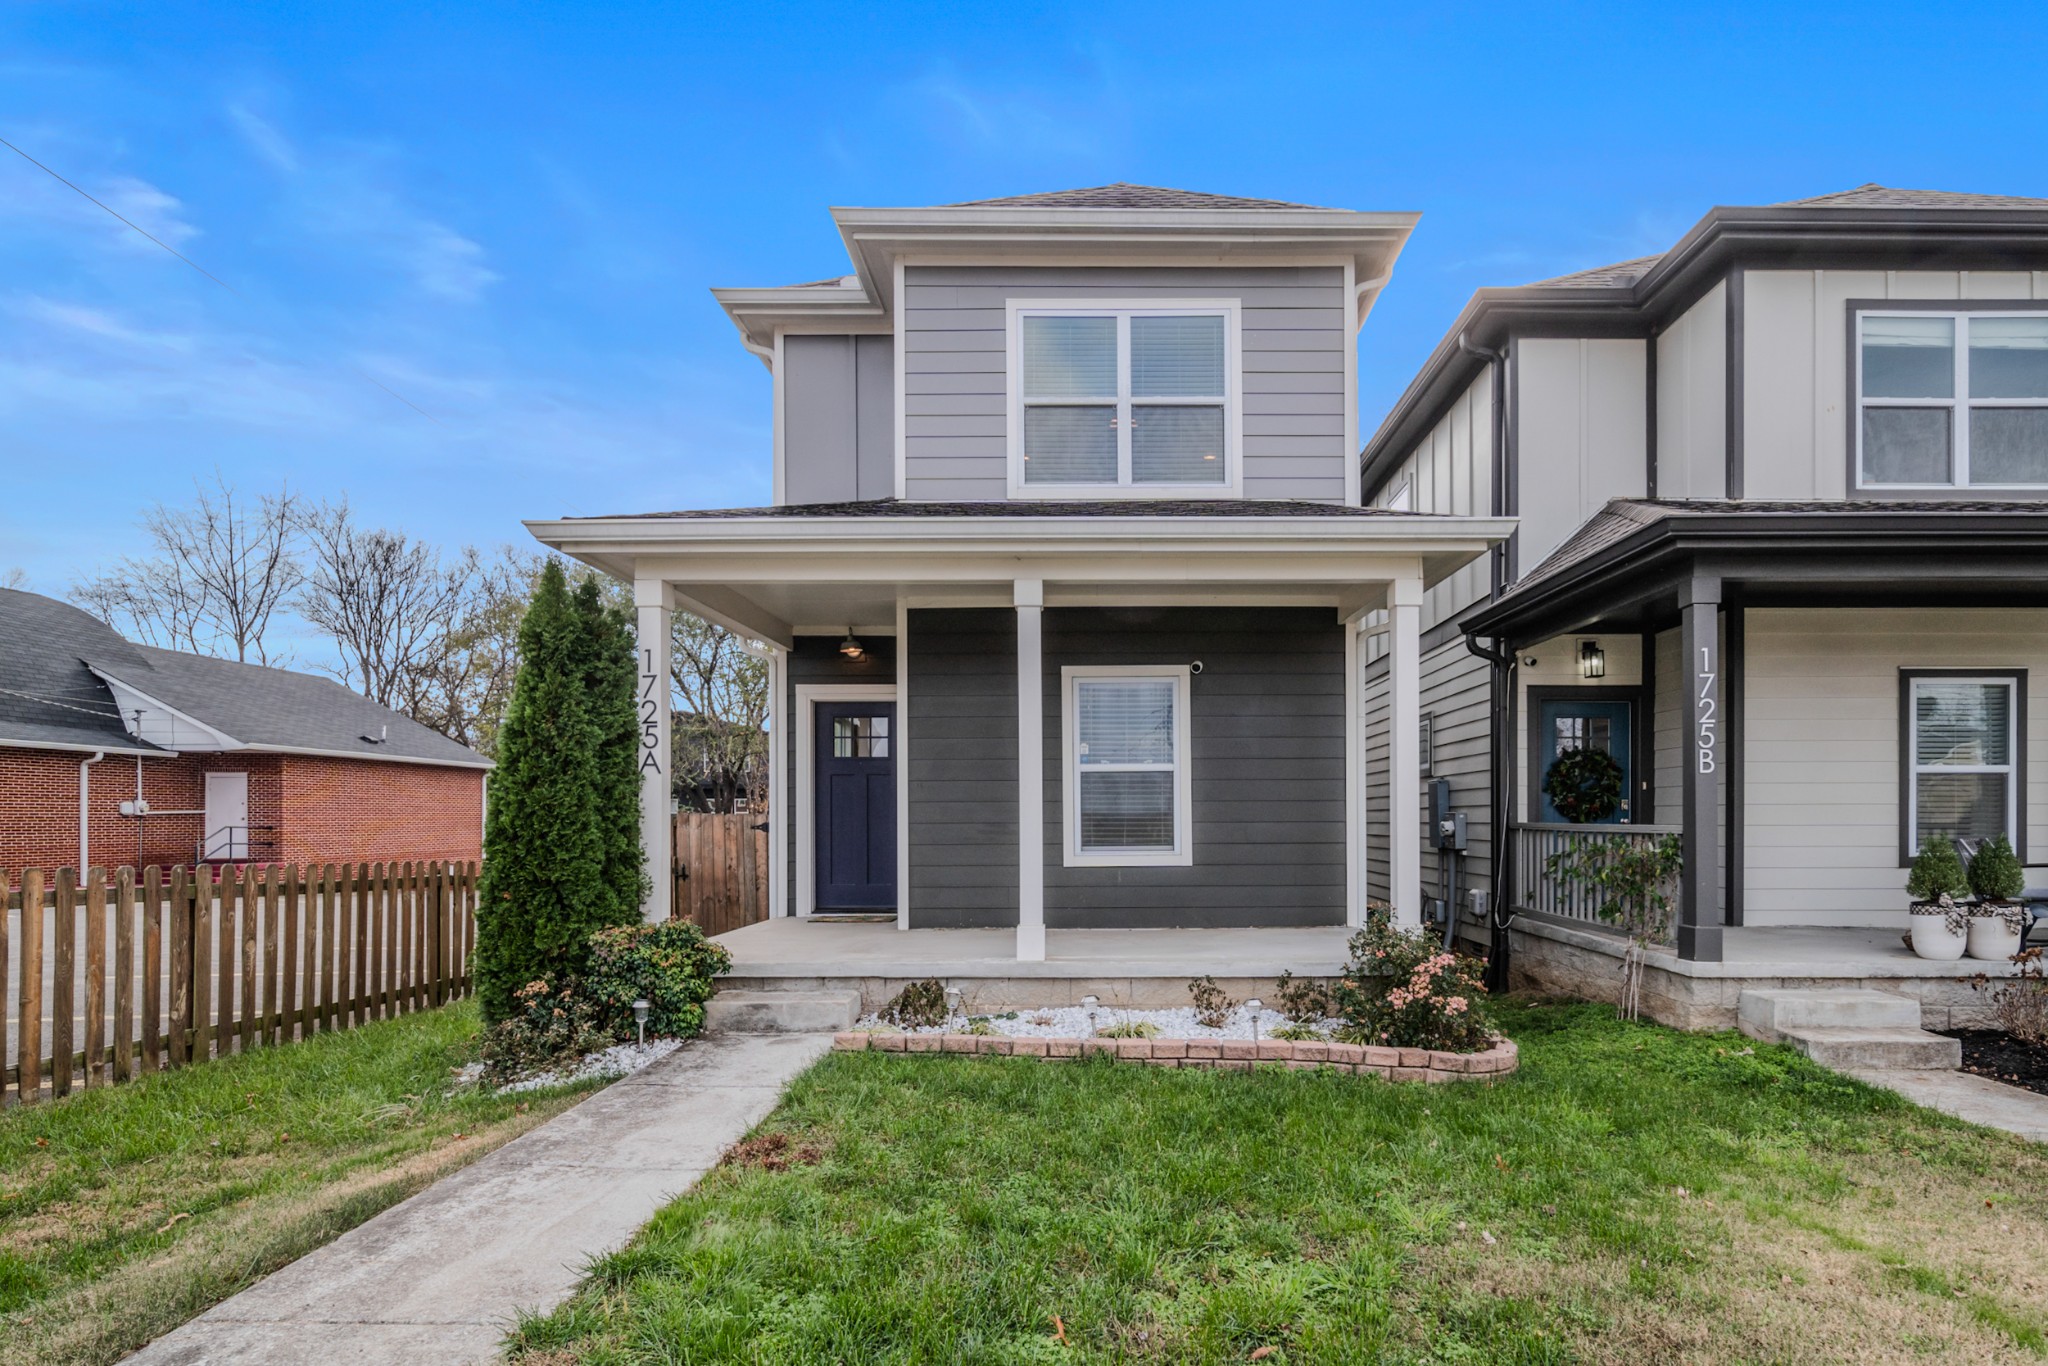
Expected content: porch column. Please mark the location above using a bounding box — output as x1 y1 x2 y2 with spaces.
1015 579 1046 962
634 578 674 923
1389 572 1424 931
1678 577 1724 962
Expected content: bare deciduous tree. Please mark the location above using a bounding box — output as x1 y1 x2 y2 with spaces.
72 476 303 662
296 500 476 708
669 611 769 812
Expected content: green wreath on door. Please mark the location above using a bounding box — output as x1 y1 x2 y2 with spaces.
1543 746 1625 824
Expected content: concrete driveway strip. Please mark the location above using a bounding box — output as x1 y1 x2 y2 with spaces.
129 1031 834 1366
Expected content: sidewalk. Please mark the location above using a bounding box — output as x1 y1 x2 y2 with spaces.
1850 1066 2048 1143
130 1031 833 1365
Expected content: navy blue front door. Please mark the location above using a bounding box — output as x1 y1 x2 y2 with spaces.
814 701 897 909
1536 699 1634 825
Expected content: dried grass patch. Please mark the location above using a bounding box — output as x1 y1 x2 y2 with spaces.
719 1131 825 1173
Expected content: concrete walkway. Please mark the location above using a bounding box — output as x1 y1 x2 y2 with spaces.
1850 1066 2048 1143
131 1031 833 1365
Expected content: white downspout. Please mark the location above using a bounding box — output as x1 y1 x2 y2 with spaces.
79 750 106 871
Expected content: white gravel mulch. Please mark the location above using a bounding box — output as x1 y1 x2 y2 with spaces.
455 1036 684 1095
854 1003 1333 1041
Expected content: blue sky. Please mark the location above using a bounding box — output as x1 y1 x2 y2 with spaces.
6 1 2048 595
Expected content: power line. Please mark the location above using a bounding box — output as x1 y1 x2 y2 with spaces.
1 133 237 293
2 133 444 426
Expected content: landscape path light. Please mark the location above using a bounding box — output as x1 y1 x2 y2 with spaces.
633 998 649 1048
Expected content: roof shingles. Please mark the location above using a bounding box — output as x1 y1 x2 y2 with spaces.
946 183 1325 211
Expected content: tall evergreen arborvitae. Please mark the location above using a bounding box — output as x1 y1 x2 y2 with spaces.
474 562 610 1022
575 576 649 924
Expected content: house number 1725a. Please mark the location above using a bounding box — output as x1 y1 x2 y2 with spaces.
1694 644 1717 776
638 647 664 776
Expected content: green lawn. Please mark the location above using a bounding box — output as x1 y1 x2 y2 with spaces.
513 1001 2048 1365
0 1000 602 1366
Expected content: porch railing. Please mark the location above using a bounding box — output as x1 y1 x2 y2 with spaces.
1509 822 1682 928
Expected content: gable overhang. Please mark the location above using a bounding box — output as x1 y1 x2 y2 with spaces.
1362 202 2048 498
528 511 1512 649
1462 507 2048 646
86 666 245 751
714 204 1421 362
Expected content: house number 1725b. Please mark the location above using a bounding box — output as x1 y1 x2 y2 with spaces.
1694 645 1717 776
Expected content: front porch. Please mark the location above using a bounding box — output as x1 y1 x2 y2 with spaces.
529 500 1512 962
714 917 1354 1012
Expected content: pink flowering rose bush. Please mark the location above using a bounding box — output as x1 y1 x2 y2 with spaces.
1329 916 1496 1052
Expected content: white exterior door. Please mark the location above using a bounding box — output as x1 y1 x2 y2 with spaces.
203 771 249 861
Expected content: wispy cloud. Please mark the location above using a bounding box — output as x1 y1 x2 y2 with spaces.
15 296 194 351
881 56 1131 164
227 103 300 173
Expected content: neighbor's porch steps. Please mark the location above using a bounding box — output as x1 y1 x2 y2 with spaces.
1736 989 1960 1070
704 989 862 1034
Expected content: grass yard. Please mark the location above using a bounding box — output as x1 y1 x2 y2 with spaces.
514 1001 2048 1366
0 1000 602 1366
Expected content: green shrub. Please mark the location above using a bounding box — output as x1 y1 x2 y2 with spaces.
1270 1023 1328 1042
584 919 733 1039
1906 833 1970 902
1967 833 2026 903
1329 915 1494 1052
1096 1020 1159 1039
880 979 948 1028
477 979 614 1084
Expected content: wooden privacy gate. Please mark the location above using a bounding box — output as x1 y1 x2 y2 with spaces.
2 861 478 1106
671 813 767 936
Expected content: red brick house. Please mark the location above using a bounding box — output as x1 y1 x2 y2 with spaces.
1 589 489 874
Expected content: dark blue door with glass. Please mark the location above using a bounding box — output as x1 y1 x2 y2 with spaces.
813 701 897 910
1535 698 1634 825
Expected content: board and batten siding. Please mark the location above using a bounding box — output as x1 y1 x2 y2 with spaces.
1369 370 1495 634
901 265 1351 502
906 608 1019 928
782 334 896 504
1041 608 1347 927
1513 338 1647 574
1742 269 2048 500
1654 279 1727 501
1742 607 2048 925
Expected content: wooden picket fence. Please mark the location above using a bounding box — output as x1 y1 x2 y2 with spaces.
2 861 477 1106
672 813 767 936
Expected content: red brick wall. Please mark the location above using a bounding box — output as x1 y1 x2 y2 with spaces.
276 755 483 866
0 746 483 875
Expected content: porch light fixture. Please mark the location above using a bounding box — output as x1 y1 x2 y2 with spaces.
632 998 649 1048
838 629 866 660
1578 640 1606 680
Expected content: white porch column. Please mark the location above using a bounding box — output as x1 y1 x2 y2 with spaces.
766 643 787 918
634 578 674 924
1015 579 1046 962
1388 571 1424 931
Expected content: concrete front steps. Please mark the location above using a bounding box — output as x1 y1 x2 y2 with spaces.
1737 988 1961 1070
705 988 862 1034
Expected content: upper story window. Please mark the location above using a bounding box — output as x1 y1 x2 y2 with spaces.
1008 301 1241 496
1858 310 2048 489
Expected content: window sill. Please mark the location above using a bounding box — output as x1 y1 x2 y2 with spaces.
1008 484 1242 500
1063 848 1195 869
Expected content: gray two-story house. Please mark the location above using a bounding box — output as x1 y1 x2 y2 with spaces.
529 185 1510 963
1361 185 2048 1021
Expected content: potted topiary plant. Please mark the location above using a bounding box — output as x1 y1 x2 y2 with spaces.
1965 834 2027 961
1906 833 1971 960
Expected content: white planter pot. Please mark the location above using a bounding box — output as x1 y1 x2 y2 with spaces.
1909 913 1968 961
1966 911 2023 962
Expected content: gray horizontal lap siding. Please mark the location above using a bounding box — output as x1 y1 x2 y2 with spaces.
901 266 1350 503
907 609 1019 928
785 634 899 910
1042 607 1346 928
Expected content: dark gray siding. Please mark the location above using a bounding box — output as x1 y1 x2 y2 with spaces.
785 633 897 905
906 609 1019 927
1362 638 1495 941
902 265 1349 502
783 335 895 504
1042 607 1345 928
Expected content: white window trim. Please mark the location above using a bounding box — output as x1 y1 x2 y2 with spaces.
1006 298 1243 499
1855 308 2048 490
793 683 897 917
1905 673 2019 854
1060 664 1194 868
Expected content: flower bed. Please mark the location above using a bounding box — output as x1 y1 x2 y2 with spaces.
832 1030 1518 1082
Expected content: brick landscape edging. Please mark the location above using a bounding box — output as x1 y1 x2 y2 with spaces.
831 1032 1518 1082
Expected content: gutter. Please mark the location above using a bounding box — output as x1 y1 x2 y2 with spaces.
79 750 104 870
